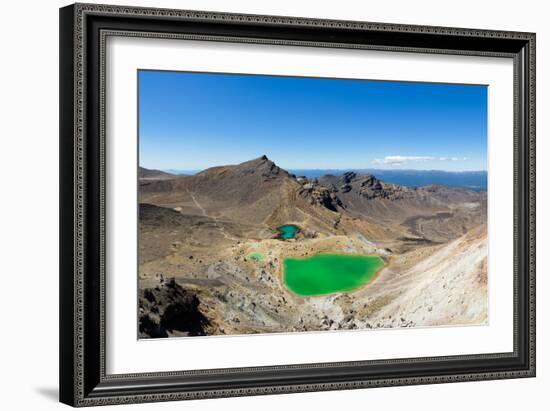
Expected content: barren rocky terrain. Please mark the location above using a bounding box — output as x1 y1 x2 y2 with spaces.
138 156 487 338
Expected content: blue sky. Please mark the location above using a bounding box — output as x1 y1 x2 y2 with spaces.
139 70 487 172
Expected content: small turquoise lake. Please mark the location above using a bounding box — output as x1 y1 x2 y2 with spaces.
277 224 300 240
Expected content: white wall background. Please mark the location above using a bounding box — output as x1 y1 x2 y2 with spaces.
0 0 546 409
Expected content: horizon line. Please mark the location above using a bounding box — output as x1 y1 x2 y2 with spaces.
147 166 488 174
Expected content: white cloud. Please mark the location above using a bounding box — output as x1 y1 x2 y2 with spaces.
372 155 467 166
372 155 434 165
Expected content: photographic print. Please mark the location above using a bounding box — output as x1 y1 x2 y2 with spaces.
137 70 488 339
60 6 535 404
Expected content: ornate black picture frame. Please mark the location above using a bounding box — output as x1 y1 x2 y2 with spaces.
59 3 535 407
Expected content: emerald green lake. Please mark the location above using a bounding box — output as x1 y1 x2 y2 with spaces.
284 253 385 296
277 224 300 239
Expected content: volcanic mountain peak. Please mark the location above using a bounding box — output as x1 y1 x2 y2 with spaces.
195 155 288 179
233 155 289 179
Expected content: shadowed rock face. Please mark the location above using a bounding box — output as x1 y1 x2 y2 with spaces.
139 278 209 338
297 180 342 212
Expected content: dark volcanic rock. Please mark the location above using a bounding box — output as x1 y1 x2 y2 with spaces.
342 171 357 183
358 175 385 199
320 173 415 200
139 278 210 338
340 184 352 193
298 180 342 212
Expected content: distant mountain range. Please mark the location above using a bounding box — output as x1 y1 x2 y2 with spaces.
156 167 487 191
291 169 487 191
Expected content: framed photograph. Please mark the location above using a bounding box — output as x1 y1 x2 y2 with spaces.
59 3 536 407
